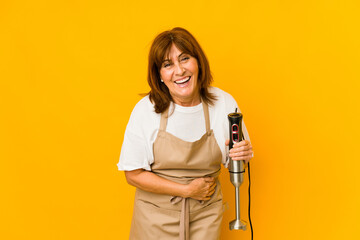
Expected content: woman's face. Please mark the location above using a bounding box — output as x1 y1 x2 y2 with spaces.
159 44 200 107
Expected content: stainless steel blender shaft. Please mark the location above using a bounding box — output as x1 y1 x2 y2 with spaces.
229 160 246 230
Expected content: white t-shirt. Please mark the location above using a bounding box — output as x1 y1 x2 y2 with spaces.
117 87 250 171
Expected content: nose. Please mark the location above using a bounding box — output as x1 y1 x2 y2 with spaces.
174 62 185 75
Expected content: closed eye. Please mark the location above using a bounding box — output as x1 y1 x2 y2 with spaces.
162 62 172 68
181 56 189 62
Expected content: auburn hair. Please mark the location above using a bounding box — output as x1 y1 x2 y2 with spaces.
147 27 216 113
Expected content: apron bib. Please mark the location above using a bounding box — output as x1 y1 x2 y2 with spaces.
130 101 224 240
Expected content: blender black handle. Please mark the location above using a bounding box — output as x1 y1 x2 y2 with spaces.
228 110 243 150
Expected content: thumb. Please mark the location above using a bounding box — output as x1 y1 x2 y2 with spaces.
225 139 230 146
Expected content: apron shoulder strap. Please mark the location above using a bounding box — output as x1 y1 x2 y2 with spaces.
159 105 170 131
202 101 210 133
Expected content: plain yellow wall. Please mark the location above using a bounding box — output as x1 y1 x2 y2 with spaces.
1 0 359 239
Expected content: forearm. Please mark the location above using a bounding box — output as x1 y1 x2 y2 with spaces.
125 169 189 198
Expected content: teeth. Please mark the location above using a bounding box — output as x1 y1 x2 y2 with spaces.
175 76 191 84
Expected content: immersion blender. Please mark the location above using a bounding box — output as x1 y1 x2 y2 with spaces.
228 109 247 230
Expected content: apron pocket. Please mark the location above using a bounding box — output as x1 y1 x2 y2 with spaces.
130 200 181 240
136 199 181 218
188 199 223 240
190 198 223 216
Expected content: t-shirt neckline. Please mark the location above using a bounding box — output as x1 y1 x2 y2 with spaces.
173 102 203 113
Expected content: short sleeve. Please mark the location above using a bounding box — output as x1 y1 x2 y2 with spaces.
117 99 153 171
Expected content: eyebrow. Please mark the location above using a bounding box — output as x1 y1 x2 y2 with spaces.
163 52 187 62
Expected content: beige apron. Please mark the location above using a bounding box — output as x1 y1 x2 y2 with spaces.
130 101 224 240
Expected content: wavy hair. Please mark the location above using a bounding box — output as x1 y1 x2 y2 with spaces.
147 27 216 113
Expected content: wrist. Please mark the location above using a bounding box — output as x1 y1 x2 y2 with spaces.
181 184 191 198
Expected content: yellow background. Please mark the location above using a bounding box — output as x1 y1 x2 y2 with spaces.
1 0 359 239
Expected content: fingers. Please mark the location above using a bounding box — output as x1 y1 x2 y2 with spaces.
229 141 252 153
229 140 253 161
189 177 217 201
206 188 216 199
209 181 216 191
199 183 216 201
204 177 215 183
203 178 216 192
230 154 253 161
201 178 217 200
229 140 252 152
230 149 253 157
206 180 216 194
231 140 251 149
229 150 253 161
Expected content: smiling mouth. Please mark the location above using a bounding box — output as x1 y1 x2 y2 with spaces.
175 76 191 85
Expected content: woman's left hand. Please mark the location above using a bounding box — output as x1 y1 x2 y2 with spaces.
226 139 253 164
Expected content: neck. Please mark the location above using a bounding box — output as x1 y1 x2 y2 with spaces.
173 95 201 107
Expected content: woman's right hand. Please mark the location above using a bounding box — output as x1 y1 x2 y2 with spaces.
185 177 216 201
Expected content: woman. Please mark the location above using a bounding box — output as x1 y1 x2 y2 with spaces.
117 27 253 240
